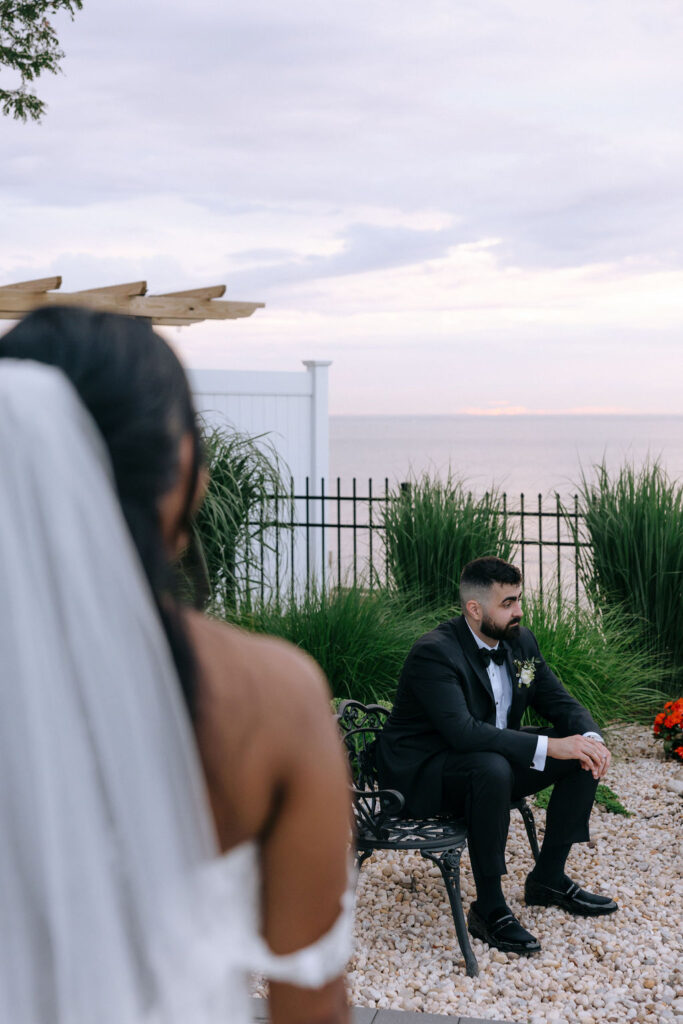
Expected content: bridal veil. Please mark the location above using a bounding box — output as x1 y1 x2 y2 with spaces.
0 359 224 1022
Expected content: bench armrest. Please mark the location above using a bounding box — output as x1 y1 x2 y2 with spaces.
350 785 405 840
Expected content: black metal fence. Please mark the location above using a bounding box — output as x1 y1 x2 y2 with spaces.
241 479 590 607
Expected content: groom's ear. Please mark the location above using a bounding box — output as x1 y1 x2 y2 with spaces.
465 598 482 621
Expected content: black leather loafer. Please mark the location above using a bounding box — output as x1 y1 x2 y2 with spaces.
525 874 618 916
467 904 541 954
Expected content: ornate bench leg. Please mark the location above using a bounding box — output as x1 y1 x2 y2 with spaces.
422 848 479 978
356 848 374 870
518 799 540 861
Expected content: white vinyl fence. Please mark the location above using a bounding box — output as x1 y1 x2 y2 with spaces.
188 361 331 595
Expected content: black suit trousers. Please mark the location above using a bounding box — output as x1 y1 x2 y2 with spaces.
441 727 599 877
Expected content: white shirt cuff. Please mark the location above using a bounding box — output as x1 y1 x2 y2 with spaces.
531 734 548 771
583 731 604 743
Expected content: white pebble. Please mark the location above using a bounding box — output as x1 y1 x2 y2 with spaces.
347 728 683 1023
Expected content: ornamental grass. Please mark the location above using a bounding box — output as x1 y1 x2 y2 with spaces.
181 424 291 612
574 461 683 695
223 583 434 705
223 581 663 725
521 588 665 728
382 472 515 613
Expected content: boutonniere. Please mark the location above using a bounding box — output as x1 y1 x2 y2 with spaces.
513 657 541 688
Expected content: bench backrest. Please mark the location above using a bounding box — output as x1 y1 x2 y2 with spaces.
335 699 389 791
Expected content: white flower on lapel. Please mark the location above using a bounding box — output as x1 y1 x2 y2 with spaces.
514 657 540 688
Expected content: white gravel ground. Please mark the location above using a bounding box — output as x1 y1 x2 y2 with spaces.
345 724 683 1023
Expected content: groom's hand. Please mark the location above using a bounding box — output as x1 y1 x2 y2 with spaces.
547 735 611 779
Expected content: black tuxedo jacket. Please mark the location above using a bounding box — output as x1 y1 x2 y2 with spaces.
376 615 601 817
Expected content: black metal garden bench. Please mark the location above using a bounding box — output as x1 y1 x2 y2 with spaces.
336 699 540 977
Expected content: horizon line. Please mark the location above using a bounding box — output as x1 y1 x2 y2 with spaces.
329 409 681 418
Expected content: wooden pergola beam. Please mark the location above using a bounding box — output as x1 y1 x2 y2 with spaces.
72 281 148 298
0 276 62 294
158 316 218 325
0 279 264 326
156 285 226 300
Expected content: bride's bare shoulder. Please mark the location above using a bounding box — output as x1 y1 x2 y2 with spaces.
184 608 329 713
183 611 341 849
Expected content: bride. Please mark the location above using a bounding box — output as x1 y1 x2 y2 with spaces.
0 307 352 1023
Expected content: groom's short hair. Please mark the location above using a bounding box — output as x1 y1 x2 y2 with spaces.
459 556 522 607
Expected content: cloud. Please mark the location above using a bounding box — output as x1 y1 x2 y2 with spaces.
6 0 683 270
222 221 465 295
3 0 683 413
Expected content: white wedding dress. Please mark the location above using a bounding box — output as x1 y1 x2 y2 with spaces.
184 840 354 1021
0 360 352 1024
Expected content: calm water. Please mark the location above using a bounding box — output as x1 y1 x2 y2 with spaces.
329 415 683 498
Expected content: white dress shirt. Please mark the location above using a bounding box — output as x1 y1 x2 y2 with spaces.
466 622 547 770
466 622 604 772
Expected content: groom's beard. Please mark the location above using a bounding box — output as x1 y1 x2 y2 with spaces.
481 615 522 643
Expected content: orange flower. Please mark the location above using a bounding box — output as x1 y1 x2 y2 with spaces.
653 700 683 746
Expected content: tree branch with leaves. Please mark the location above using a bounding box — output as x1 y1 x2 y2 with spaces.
0 0 83 121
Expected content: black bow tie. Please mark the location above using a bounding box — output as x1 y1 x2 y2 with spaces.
479 645 506 667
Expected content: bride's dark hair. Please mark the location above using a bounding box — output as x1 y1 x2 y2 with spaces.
0 305 203 716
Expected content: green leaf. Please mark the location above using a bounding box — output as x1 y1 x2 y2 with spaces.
0 0 83 121
594 783 632 817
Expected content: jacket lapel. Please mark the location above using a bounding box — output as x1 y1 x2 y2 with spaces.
453 616 496 707
505 642 526 727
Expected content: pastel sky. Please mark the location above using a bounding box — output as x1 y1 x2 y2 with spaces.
2 0 683 414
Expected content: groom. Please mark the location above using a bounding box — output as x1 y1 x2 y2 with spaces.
376 556 618 954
